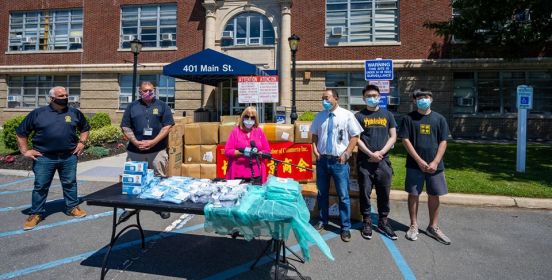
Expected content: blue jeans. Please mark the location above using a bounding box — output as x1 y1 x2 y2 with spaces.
31 154 79 215
316 157 351 230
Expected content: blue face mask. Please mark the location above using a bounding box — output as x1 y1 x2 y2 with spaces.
322 100 333 110
416 98 432 110
365 97 380 107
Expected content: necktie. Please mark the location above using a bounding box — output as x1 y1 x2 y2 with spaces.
326 112 334 155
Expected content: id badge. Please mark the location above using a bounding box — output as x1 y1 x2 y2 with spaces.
143 128 153 136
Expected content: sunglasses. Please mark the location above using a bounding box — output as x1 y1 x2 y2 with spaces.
243 116 256 120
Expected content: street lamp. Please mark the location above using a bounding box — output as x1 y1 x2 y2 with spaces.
130 38 143 102
288 34 300 124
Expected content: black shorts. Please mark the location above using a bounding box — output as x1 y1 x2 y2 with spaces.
405 168 448 196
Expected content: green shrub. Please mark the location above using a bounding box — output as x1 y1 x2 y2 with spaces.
88 113 111 130
88 125 122 146
298 111 316 121
85 146 110 157
2 115 32 151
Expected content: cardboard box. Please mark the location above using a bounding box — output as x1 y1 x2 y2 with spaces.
294 121 312 144
184 145 201 163
181 163 201 178
329 195 362 221
219 124 236 144
259 123 294 142
329 178 360 198
301 183 318 197
200 145 217 164
168 124 184 147
174 116 193 125
220 115 239 125
167 144 183 177
200 164 217 179
184 122 219 145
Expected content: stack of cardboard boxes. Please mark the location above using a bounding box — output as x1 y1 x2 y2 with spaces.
181 122 219 179
166 116 193 176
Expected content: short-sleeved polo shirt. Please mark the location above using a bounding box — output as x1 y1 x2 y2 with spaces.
120 98 174 153
16 105 90 154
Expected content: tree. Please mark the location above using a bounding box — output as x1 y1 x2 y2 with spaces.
424 0 552 58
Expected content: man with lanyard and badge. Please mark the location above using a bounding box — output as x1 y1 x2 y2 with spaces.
310 89 363 242
120 81 175 221
354 84 398 240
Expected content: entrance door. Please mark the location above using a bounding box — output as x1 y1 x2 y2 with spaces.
218 80 275 123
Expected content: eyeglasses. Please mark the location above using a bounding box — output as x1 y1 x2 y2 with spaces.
140 89 154 93
243 116 256 120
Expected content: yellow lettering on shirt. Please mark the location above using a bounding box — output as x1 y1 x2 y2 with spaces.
420 124 431 135
153 108 159 115
363 117 387 127
65 116 71 123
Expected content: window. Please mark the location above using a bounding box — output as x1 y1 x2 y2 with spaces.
453 71 552 114
118 74 175 110
120 5 176 49
325 72 399 112
221 12 275 47
8 10 83 51
326 0 399 45
7 76 81 108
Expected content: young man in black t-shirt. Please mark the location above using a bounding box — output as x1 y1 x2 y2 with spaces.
355 85 398 240
398 89 451 245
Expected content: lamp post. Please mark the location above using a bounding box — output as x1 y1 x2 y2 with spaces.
288 34 300 124
130 38 143 102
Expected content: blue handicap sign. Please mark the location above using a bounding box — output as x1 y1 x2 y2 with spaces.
276 115 286 124
520 96 529 105
365 59 393 81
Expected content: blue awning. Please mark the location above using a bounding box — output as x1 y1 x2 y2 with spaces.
163 48 270 86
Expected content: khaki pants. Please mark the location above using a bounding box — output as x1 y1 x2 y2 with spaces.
127 150 168 177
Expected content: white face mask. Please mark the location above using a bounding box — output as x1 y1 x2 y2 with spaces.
243 119 255 129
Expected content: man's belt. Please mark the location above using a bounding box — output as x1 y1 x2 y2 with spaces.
319 154 340 160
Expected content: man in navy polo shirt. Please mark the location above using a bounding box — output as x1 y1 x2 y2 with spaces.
16 86 90 230
120 81 174 221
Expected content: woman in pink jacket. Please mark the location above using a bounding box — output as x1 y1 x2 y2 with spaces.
224 106 270 184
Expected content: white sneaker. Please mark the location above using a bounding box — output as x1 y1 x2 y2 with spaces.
406 224 419 241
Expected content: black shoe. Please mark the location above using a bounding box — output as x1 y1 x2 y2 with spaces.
378 221 398 240
118 210 138 224
156 211 171 219
341 230 352 242
361 220 373 240
313 221 326 231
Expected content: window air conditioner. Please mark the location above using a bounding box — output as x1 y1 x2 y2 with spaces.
22 37 35 44
331 26 344 37
161 33 173 41
68 96 79 102
125 96 133 103
7 96 21 102
69 37 82 44
456 97 474 107
121 35 134 42
388 96 400 105
221 31 234 39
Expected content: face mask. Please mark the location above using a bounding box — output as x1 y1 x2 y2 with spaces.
416 98 432 110
141 91 155 102
52 98 68 106
243 119 255 129
365 97 380 107
322 100 332 110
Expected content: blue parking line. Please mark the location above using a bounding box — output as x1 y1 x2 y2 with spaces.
0 180 87 196
0 222 205 280
0 177 34 189
0 211 116 239
0 196 84 213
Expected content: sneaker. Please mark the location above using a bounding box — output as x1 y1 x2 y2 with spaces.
426 226 451 245
340 230 352 242
23 214 42 231
361 220 372 240
378 221 398 240
68 206 87 218
406 224 419 241
313 221 326 231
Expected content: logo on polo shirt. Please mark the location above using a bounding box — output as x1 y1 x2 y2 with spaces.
420 124 431 134
65 116 72 123
153 108 159 115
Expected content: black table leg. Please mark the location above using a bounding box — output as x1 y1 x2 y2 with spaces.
100 207 146 280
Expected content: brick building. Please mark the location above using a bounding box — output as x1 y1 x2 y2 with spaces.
0 0 550 140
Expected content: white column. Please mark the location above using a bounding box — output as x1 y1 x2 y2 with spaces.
202 1 217 108
279 1 292 115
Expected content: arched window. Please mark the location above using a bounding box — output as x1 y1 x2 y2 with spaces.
221 12 275 47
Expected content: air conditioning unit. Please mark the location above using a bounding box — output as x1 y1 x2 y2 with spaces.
121 35 134 42
221 31 234 39
388 96 400 105
125 96 133 103
69 37 82 44
68 96 79 102
331 26 344 37
7 96 21 102
456 97 474 107
22 37 35 44
161 33 173 41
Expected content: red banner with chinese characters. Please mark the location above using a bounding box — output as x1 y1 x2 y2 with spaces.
216 142 314 181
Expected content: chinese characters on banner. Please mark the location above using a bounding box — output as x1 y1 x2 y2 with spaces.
237 76 279 104
216 142 313 181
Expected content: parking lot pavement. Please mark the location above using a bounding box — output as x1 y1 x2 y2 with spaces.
1 175 551 280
